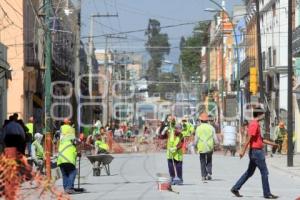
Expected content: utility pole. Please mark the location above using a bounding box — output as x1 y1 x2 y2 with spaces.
179 59 184 116
104 34 126 125
44 0 52 180
255 0 270 142
87 13 118 97
287 0 293 167
74 0 81 133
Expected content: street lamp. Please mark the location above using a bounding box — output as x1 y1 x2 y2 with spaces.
204 8 221 13
204 1 241 127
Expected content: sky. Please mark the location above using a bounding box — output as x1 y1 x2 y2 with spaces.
80 0 243 63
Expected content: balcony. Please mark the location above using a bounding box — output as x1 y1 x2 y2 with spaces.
240 57 255 79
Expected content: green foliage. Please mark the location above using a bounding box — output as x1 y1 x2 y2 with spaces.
180 21 210 80
145 19 170 82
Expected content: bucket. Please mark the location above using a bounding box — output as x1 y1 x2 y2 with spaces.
157 176 171 191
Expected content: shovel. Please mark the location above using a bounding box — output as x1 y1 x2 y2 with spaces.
74 142 85 193
171 151 181 185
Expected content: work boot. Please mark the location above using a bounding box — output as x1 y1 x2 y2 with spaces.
206 174 212 180
231 189 243 197
264 194 278 199
65 189 79 195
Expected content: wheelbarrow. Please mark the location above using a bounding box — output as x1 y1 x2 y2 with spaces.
86 154 114 176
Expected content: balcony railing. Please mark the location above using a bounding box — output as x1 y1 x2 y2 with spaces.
240 57 255 79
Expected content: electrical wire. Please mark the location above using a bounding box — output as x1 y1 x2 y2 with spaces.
3 0 23 17
0 2 22 30
105 0 195 23
81 21 203 39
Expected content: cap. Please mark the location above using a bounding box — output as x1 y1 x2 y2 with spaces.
182 115 188 121
34 132 43 140
252 105 265 114
199 113 209 121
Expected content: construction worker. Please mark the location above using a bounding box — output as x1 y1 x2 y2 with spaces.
57 138 79 194
3 115 26 154
94 127 109 154
194 113 218 181
60 118 75 141
31 132 44 173
25 116 34 156
272 121 287 154
181 116 194 153
167 123 184 185
93 120 102 136
181 116 194 137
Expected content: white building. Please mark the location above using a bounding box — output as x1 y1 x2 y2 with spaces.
259 0 288 128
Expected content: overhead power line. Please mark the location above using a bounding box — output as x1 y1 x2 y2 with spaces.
3 0 23 17
81 21 206 39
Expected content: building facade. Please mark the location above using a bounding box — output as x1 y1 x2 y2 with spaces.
0 43 9 125
260 0 289 132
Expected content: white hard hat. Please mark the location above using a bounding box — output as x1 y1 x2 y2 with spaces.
34 132 43 140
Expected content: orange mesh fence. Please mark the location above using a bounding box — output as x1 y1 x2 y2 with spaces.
0 147 69 200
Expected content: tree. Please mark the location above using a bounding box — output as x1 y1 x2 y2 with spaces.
180 21 210 80
145 19 170 83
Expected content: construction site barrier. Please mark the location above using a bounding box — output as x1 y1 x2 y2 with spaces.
0 147 69 200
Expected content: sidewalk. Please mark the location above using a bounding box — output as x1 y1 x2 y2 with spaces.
267 153 300 179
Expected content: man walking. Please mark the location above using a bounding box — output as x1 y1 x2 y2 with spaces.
194 113 218 181
231 106 278 199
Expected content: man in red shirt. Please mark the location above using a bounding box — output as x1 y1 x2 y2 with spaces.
231 106 278 199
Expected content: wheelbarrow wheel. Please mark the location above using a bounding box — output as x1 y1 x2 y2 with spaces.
97 168 101 176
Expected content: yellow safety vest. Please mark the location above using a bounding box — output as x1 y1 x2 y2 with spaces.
95 139 109 151
32 140 44 159
182 122 194 137
167 131 183 161
57 140 77 166
196 123 214 153
60 124 75 140
26 123 34 136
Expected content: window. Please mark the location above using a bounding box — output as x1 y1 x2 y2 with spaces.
272 4 276 17
273 49 276 67
268 47 272 67
262 52 266 70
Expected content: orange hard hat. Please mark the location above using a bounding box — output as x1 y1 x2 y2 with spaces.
279 122 285 128
199 113 209 121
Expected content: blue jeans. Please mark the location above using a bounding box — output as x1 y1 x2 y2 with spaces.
199 152 213 178
60 165 77 190
27 142 31 156
232 149 271 197
167 159 183 181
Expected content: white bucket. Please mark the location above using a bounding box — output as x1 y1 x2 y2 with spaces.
157 176 171 191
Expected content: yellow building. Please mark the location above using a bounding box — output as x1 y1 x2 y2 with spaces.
240 0 259 101
0 0 37 122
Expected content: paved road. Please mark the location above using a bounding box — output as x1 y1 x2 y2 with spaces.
59 153 300 200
